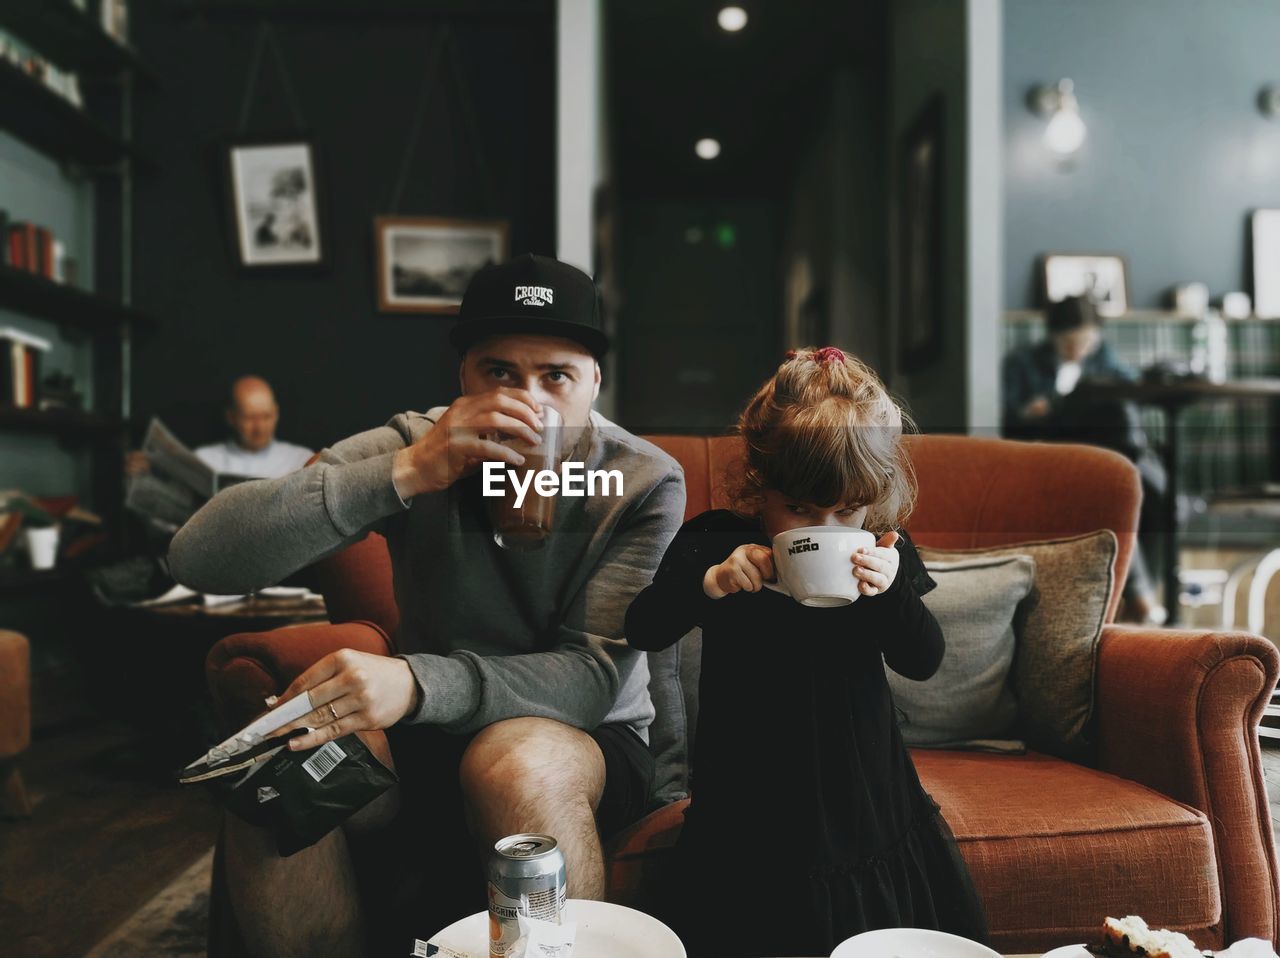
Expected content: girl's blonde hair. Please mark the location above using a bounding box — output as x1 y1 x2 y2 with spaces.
727 346 917 534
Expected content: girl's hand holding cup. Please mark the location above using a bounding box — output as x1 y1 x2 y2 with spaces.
704 544 775 599
852 530 901 597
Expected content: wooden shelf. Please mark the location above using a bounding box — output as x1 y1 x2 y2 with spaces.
0 0 158 84
0 57 153 170
0 266 155 335
0 407 124 438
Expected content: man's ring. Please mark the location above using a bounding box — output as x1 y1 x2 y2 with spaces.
327 703 339 722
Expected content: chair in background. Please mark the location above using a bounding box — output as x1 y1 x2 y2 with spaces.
0 629 32 819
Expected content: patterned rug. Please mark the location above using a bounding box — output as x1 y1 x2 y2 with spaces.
83 848 212 958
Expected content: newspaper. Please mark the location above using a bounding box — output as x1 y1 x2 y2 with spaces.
125 417 228 531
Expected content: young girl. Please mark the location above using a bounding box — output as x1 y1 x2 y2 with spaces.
625 347 988 957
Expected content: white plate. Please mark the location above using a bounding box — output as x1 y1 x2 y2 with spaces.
427 899 685 958
1039 947 1091 958
830 927 1002 958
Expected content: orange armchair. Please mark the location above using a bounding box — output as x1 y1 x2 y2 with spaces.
206 434 1280 955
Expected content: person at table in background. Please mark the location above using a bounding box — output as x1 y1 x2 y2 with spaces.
1001 295 1167 624
125 375 313 479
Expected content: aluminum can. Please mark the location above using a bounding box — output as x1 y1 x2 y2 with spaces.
486 833 567 958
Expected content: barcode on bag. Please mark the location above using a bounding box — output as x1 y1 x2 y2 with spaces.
302 740 346 782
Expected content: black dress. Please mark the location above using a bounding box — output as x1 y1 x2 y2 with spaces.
625 510 989 958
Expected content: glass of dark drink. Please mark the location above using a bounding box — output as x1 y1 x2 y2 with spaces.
488 404 562 551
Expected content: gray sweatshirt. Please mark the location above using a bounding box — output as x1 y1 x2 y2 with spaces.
168 409 686 740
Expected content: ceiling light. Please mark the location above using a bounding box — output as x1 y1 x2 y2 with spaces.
718 6 748 32
695 138 721 160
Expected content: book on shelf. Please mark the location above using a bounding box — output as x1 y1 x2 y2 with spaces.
3 218 65 282
0 327 52 410
0 30 84 109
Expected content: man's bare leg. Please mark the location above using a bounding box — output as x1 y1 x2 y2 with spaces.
221 731 399 958
459 717 608 899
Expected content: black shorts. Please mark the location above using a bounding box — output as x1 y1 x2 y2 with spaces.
384 720 654 839
356 721 654 945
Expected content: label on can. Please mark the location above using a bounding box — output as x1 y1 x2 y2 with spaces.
487 881 567 957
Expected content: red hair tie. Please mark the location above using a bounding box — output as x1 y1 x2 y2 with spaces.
815 346 845 366
784 349 798 360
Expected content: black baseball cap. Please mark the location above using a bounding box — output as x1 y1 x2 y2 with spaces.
449 253 608 358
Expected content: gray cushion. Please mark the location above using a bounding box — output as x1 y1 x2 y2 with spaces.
886 555 1035 748
918 531 1117 760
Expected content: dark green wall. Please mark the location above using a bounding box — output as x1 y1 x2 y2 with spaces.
130 5 556 451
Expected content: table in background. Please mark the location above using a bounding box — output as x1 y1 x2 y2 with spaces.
110 592 328 765
1078 377 1280 624
141 592 328 625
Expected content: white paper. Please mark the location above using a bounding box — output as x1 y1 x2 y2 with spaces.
133 583 199 607
517 914 576 957
187 690 315 769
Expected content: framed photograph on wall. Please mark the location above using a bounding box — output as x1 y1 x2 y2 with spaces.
374 216 509 314
225 139 326 269
1040 253 1128 317
896 95 945 372
1251 209 1280 318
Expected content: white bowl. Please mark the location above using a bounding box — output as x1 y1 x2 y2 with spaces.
830 927 1002 958
427 899 685 958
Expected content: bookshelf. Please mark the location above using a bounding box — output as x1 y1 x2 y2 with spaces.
0 265 153 336
0 58 156 171
0 0 157 84
0 406 124 437
0 0 158 566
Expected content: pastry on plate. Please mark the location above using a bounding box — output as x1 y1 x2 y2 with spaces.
1086 916 1209 958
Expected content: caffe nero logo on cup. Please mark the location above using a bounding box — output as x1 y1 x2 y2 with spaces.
787 537 820 556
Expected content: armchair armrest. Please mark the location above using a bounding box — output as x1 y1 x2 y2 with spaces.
1096 624 1280 946
205 620 394 731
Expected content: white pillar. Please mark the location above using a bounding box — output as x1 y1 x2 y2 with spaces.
556 0 604 273
557 0 614 415
966 0 1002 435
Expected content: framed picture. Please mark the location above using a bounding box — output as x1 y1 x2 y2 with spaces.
225 139 325 269
1040 253 1128 317
374 216 510 314
1251 209 1280 318
896 95 945 372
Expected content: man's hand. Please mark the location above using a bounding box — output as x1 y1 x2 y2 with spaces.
124 451 151 477
852 530 901 597
392 388 545 500
704 544 775 599
274 649 421 751
1021 396 1051 419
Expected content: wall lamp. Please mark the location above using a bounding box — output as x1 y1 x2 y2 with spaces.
1259 85 1280 117
1028 78 1087 155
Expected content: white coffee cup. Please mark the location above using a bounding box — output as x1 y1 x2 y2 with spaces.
25 525 60 571
765 525 877 607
